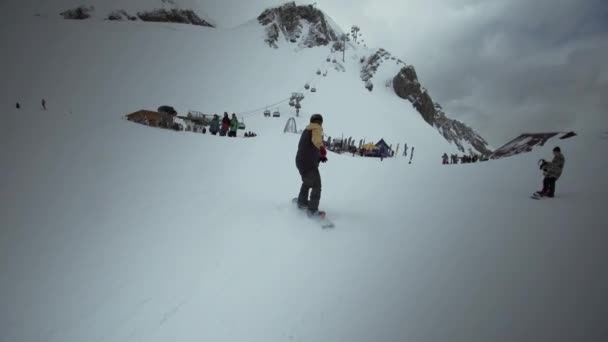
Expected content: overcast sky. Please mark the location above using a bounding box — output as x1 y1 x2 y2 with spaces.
194 0 607 146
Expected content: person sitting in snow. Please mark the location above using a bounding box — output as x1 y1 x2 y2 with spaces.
535 146 565 198
209 114 220 135
229 114 239 137
295 113 328 217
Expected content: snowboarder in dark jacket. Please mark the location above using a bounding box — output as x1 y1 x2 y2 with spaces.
536 146 565 198
295 113 327 216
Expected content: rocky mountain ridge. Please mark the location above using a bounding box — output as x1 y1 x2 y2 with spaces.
258 2 341 49
58 1 213 27
258 3 491 155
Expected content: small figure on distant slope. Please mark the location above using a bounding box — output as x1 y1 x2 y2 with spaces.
295 113 328 217
41 99 46 110
16 102 20 109
534 146 565 198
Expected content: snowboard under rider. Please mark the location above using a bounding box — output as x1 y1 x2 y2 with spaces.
295 113 328 217
536 146 565 198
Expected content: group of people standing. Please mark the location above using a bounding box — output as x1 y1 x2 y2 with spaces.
442 153 484 165
209 112 239 137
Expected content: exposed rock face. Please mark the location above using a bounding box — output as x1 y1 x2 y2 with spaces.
60 6 213 28
60 6 94 20
393 66 492 155
360 49 406 92
258 2 340 49
137 9 214 27
107 10 137 21
489 132 576 159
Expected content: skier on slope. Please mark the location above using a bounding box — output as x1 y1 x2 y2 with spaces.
535 146 565 198
295 113 328 217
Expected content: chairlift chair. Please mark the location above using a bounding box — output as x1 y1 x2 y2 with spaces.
264 109 271 117
273 110 280 117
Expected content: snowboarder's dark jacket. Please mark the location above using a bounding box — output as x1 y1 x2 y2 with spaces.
544 152 565 179
296 123 324 172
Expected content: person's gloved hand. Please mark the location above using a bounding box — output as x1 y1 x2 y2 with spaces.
320 145 328 163
538 159 547 170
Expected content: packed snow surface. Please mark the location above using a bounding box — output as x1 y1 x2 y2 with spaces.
1 13 607 342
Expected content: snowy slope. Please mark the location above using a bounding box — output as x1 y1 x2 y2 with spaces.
1 11 460 162
1 11 607 342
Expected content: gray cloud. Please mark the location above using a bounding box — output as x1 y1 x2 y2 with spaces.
333 0 608 146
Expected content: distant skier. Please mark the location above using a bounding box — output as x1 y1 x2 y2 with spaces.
295 113 328 217
209 114 220 135
41 99 46 110
442 153 449 165
16 102 20 109
534 146 565 198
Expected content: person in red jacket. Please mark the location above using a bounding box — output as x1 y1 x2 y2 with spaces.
295 113 328 217
220 112 230 136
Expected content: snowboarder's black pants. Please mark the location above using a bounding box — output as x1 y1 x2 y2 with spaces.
541 177 557 197
297 168 321 211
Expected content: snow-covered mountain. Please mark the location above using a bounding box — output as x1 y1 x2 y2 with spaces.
258 2 343 49
255 2 491 155
2 4 607 342
25 0 490 155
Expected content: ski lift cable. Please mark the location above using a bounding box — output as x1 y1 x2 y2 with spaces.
234 58 329 118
